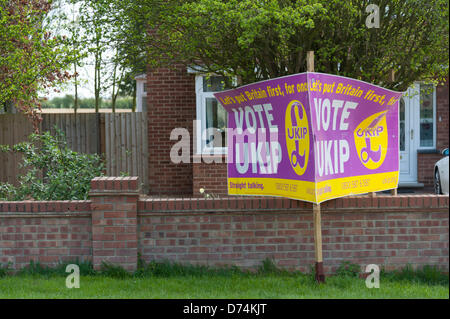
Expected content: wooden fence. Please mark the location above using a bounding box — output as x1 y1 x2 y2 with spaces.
42 113 101 155
0 115 35 186
104 112 148 193
0 112 148 193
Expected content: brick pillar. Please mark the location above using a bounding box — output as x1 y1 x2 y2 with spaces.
146 65 196 196
89 177 139 271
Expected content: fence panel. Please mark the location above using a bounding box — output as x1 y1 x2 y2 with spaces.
41 113 101 155
0 114 35 186
1 112 148 193
105 112 148 193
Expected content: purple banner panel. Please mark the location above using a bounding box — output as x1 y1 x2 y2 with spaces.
214 72 404 203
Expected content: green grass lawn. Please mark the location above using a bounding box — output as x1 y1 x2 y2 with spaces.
0 274 448 299
0 261 448 299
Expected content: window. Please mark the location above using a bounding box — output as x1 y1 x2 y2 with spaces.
142 96 147 112
195 75 230 154
419 83 436 148
135 75 147 113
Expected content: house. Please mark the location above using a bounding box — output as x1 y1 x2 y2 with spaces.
137 66 449 196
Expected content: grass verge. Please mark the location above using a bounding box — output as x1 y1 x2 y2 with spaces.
0 259 447 299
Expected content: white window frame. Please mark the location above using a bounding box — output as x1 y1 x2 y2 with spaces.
416 82 437 150
135 74 147 113
195 74 232 155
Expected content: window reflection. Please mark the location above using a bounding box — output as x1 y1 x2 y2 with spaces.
419 84 434 147
400 97 405 151
205 97 227 148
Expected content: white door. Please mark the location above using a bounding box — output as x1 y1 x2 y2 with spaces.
399 87 419 184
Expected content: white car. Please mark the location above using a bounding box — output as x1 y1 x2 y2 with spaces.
434 148 449 195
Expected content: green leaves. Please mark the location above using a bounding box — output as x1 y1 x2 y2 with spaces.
1 0 77 129
157 0 325 82
0 129 105 201
111 0 448 90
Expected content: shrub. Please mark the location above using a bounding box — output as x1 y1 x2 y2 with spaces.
0 183 17 201
0 128 104 200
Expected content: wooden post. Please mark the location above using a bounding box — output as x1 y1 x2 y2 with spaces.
306 51 314 74
307 50 325 283
313 203 325 283
388 69 395 83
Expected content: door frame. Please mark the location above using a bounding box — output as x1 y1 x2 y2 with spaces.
399 86 420 185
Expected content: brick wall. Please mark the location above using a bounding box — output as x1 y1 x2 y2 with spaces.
138 195 449 274
0 177 448 274
146 65 196 196
0 201 91 269
90 177 139 271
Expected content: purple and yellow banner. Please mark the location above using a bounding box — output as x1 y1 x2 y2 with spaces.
213 72 404 204
215 72 402 203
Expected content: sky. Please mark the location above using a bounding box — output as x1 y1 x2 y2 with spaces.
39 1 102 100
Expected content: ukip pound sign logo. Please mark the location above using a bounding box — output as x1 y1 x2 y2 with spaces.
354 111 388 170
285 100 310 176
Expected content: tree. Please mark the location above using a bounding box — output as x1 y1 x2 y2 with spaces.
0 0 77 130
64 0 141 112
64 0 87 113
107 0 448 90
98 0 147 112
75 0 111 112
118 72 138 112
46 0 89 112
63 0 145 112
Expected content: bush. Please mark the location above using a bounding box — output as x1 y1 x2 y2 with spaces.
0 129 104 200
0 183 17 201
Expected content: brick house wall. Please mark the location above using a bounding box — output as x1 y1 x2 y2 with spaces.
192 155 227 197
146 66 196 196
146 66 229 196
418 78 449 187
418 153 444 186
435 78 449 151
